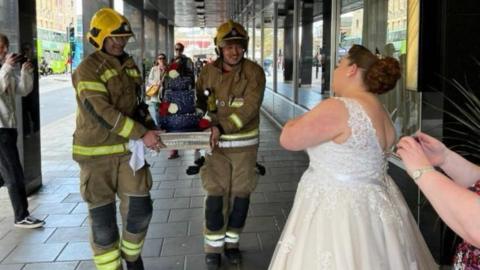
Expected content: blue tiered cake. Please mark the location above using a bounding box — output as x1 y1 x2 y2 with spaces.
159 76 200 132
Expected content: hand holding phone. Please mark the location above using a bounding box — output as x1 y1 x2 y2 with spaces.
5 53 27 66
14 53 28 64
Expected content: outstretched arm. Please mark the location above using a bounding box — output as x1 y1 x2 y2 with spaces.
415 132 480 187
397 136 480 248
280 98 347 151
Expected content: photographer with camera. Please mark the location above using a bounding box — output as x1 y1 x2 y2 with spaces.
0 33 44 229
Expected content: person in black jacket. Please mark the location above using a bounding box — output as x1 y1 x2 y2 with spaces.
172 43 195 88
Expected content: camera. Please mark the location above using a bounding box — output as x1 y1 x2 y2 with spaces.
11 53 28 64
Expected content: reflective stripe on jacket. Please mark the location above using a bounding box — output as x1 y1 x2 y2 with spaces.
196 58 266 151
72 51 147 160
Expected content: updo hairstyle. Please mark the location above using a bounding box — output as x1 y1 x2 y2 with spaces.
347 44 401 94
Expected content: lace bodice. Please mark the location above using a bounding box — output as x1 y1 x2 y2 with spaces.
306 97 387 184
270 98 438 270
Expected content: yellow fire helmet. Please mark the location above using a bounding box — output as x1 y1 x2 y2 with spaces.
87 8 134 50
214 20 249 55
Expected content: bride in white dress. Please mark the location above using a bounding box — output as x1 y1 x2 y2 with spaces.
268 45 438 270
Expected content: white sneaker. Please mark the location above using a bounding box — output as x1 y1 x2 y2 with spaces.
14 216 45 229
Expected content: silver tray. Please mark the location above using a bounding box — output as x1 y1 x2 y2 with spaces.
158 131 212 150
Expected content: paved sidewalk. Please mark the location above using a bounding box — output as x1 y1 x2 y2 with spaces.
0 113 308 270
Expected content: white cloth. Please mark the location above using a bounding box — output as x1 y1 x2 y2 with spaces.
268 97 438 270
0 62 33 128
128 139 145 174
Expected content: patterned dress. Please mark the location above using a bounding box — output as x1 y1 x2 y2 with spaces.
268 97 437 270
453 181 480 270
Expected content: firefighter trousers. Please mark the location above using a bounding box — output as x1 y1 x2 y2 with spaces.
77 154 153 270
200 148 258 253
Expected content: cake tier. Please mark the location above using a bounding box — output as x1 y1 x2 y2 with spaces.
167 76 192 91
164 89 196 114
161 113 200 132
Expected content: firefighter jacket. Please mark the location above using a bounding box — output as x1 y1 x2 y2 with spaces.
196 58 265 152
72 51 147 161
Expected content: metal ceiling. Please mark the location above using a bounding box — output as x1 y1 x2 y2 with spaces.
145 0 308 28
173 0 228 28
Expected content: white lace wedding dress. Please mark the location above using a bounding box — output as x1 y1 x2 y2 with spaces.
269 98 438 270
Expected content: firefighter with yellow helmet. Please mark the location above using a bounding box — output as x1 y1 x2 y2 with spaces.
196 19 266 269
72 8 164 270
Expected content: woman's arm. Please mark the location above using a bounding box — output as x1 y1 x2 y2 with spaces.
439 149 480 187
416 132 480 187
397 136 480 247
279 98 347 151
416 171 480 248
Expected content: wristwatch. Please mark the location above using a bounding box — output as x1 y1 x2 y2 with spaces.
411 167 435 181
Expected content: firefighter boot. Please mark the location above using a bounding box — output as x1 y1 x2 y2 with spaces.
126 256 144 270
225 248 242 265
205 253 221 270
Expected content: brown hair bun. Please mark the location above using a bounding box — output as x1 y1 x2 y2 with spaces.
365 57 401 94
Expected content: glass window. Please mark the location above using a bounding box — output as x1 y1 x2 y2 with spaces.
0 0 19 52
174 27 216 63
379 0 419 137
297 0 327 110
277 15 293 100
123 2 142 73
113 0 124 14
158 21 166 55
338 6 363 62
263 15 274 90
335 0 418 137
298 19 325 109
277 26 285 89
254 19 261 63
144 15 156 74
247 18 254 60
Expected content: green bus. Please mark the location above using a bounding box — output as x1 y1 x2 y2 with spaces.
36 28 71 74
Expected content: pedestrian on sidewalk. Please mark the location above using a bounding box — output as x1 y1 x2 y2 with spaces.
195 20 266 269
72 8 164 270
0 33 45 229
146 53 168 127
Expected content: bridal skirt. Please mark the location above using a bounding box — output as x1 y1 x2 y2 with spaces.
268 169 438 270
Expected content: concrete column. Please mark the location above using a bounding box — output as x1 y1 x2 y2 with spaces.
260 0 264 65
273 1 278 92
168 23 174 60
321 0 332 94
283 13 294 81
158 18 168 55
293 0 299 102
18 0 42 194
252 0 256 62
299 2 313 86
